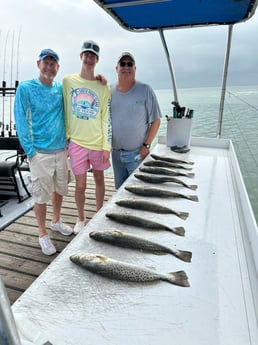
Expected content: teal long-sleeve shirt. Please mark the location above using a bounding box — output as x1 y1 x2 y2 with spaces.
14 78 67 158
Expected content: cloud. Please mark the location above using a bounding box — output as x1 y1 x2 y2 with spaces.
1 0 258 89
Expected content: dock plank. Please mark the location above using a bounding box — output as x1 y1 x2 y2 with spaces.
0 241 54 263
0 174 115 304
0 253 47 276
0 269 37 292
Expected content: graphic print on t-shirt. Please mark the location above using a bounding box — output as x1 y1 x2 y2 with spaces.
71 88 99 120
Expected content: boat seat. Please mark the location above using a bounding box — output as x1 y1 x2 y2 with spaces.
0 137 31 203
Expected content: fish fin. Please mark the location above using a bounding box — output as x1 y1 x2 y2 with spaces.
167 270 190 287
173 226 185 236
151 251 167 256
178 211 189 220
146 265 157 270
95 254 107 261
175 249 192 262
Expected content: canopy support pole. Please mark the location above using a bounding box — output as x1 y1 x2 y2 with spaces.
0 276 21 345
159 29 179 103
217 24 234 138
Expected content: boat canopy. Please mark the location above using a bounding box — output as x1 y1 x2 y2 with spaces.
93 0 258 31
93 0 258 137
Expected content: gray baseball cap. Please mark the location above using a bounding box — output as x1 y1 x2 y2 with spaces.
81 40 100 57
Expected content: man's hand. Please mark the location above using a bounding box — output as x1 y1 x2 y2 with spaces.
102 150 110 163
95 74 107 86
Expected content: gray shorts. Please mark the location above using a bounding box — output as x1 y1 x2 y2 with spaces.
29 150 68 204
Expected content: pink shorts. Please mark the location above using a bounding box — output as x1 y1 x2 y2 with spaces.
68 141 110 175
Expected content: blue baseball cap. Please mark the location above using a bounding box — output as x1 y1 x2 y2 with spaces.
38 49 59 63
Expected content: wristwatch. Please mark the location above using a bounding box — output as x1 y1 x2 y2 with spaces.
143 143 151 149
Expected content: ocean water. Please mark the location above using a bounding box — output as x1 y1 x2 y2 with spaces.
1 85 258 224
154 85 258 224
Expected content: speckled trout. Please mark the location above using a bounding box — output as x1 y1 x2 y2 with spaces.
70 253 190 287
140 166 195 178
105 211 185 236
134 173 198 191
89 230 192 262
115 198 189 220
144 159 193 171
125 185 199 202
151 153 194 165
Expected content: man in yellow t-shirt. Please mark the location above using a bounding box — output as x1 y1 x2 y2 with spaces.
63 40 111 234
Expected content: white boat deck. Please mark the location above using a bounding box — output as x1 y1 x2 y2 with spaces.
0 197 34 230
0 169 34 230
11 137 258 345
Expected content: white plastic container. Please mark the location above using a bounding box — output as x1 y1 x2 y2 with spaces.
166 117 193 148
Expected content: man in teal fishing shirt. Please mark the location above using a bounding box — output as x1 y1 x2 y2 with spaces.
14 48 73 256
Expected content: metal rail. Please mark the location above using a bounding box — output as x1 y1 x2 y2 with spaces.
159 29 179 104
0 276 21 345
217 24 234 138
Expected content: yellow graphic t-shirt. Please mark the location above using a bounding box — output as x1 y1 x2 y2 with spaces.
63 74 111 151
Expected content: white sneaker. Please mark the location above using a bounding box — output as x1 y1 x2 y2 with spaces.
73 221 86 234
39 235 56 256
50 221 73 236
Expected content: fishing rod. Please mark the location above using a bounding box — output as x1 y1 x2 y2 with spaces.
14 26 22 136
2 30 10 137
9 30 15 137
227 90 258 112
16 26 22 83
0 30 2 133
0 30 1 79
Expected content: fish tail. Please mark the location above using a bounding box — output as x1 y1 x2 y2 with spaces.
171 226 185 236
178 211 189 220
187 173 195 178
167 270 190 287
189 184 198 190
187 195 199 202
175 249 192 262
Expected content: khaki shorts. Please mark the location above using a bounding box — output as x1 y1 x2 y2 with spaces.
29 150 68 204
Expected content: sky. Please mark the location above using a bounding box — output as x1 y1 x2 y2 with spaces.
1 0 258 90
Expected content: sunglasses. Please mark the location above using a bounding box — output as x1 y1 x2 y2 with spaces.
119 61 134 67
82 42 100 53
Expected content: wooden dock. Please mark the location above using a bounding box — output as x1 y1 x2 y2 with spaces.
0 173 115 305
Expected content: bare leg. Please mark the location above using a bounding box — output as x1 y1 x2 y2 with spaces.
52 192 63 223
75 173 86 221
93 170 105 211
34 202 47 237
